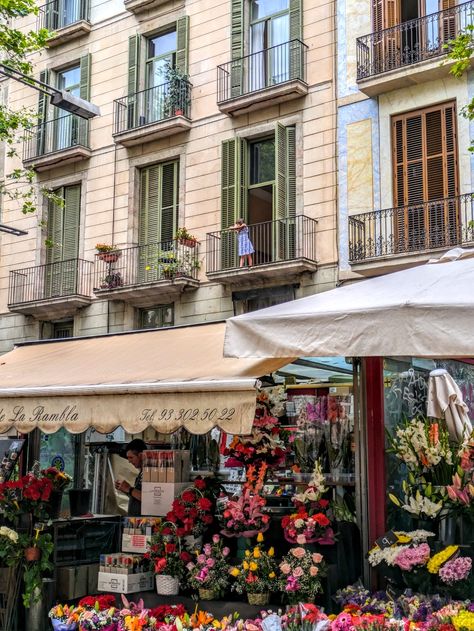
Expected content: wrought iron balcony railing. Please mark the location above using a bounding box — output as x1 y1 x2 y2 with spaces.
8 258 93 306
217 39 308 102
113 80 192 135
23 115 90 162
357 0 474 80
38 0 90 30
94 240 200 290
348 193 474 262
206 215 317 274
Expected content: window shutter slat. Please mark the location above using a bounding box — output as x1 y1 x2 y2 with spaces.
78 55 91 142
289 0 302 40
221 138 238 268
176 16 190 74
160 161 178 243
63 184 81 260
230 0 244 97
275 122 287 261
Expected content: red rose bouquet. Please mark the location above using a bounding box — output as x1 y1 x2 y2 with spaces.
147 523 192 580
223 415 290 469
166 479 214 538
0 473 53 524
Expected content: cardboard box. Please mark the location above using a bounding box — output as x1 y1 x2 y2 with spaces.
56 565 89 600
122 533 151 554
141 482 188 516
98 571 154 594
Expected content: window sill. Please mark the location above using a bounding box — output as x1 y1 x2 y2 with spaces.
113 116 192 147
23 145 92 172
217 79 308 117
47 20 92 47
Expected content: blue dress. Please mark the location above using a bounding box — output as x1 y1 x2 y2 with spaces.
238 226 254 256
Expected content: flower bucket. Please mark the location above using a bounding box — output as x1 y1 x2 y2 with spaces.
198 587 216 601
48 490 63 519
155 574 179 595
247 592 270 606
24 546 41 562
52 620 78 631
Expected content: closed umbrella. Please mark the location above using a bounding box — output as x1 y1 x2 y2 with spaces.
427 368 472 441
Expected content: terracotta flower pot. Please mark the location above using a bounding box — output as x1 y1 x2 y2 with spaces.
178 237 197 248
24 546 41 562
98 251 121 263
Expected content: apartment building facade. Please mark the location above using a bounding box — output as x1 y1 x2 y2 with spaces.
337 0 474 280
0 0 338 352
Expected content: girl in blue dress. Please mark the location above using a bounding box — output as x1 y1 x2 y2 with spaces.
230 218 254 267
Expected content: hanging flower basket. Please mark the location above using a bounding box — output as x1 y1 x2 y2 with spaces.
155 574 179 595
247 592 270 606
98 251 121 263
178 237 197 248
24 546 41 562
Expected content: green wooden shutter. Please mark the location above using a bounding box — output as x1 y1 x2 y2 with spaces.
286 125 296 258
289 0 303 79
176 16 190 74
274 123 296 259
221 138 240 268
37 69 50 155
160 161 178 243
128 34 141 128
78 54 91 145
46 185 80 296
230 0 244 97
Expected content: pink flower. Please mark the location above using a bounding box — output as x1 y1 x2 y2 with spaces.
293 566 304 577
439 556 472 584
296 534 307 544
222 547 230 557
290 547 306 559
310 565 319 577
312 553 323 563
212 534 220 543
280 562 291 575
206 558 215 568
197 554 206 564
204 544 212 556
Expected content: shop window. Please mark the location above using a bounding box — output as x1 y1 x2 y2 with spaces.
232 284 296 315
137 305 174 329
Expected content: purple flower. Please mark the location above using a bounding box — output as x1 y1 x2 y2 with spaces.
439 556 472 584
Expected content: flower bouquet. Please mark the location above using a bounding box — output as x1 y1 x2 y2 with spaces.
41 466 72 491
0 472 53 525
79 595 116 611
282 460 335 545
49 604 81 631
166 478 214 543
230 533 278 605
187 534 231 599
78 605 118 631
278 547 326 604
0 526 21 567
148 523 192 595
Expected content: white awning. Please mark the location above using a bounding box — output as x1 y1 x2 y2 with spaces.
0 322 292 434
224 248 474 359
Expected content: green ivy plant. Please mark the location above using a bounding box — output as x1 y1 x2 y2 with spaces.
20 531 54 608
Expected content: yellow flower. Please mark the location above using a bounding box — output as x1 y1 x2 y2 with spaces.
230 567 240 577
242 561 249 570
145 265 151 271
257 532 264 543
245 550 250 558
253 547 261 558
213 621 222 628
249 562 258 571
396 534 411 544
268 572 275 579
453 612 474 631
427 545 459 574
268 547 275 557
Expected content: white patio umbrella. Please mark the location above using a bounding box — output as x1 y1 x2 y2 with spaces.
427 368 472 441
224 248 474 359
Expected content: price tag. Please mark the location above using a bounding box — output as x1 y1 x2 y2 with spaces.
375 530 398 549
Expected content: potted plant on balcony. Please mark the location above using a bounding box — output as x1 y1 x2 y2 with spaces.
163 60 190 118
175 227 197 248
95 243 121 263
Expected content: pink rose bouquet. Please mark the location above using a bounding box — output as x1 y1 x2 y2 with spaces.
393 543 431 571
278 547 326 604
187 535 231 597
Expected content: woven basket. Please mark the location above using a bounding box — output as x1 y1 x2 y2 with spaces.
198 587 216 601
156 574 179 596
247 592 270 606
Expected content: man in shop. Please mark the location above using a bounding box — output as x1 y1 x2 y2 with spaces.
114 438 147 516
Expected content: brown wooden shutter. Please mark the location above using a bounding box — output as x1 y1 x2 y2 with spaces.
441 0 456 43
391 102 458 252
372 0 400 72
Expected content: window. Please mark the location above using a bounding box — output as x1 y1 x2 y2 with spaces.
230 0 302 95
45 184 81 297
138 161 179 280
42 320 74 338
37 55 90 154
138 305 174 329
127 18 189 126
232 284 296 315
221 122 296 268
391 101 458 251
45 0 90 30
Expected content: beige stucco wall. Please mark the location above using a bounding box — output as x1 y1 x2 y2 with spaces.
0 0 339 352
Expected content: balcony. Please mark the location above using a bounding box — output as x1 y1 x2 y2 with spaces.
23 115 91 171
348 193 474 274
8 259 93 318
356 1 474 96
38 0 91 46
113 81 192 147
124 0 168 14
93 240 200 306
217 39 308 117
206 215 318 286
